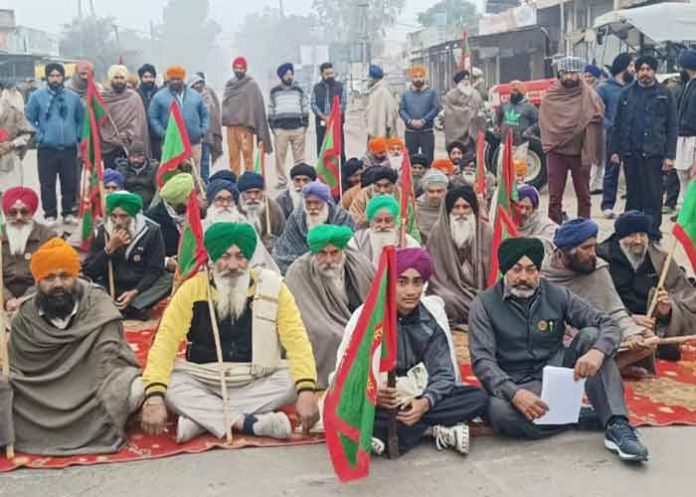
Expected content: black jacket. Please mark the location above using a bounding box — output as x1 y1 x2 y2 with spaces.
610 81 678 159
83 219 166 295
677 79 696 137
114 158 158 209
145 202 181 257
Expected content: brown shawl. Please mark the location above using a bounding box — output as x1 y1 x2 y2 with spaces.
540 80 605 166
443 84 485 147
416 195 441 243
519 210 558 255
202 86 223 163
284 248 374 388
426 202 492 324
0 98 34 173
222 76 273 153
9 281 140 455
100 87 150 156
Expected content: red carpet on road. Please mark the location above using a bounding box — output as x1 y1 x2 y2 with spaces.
1 327 695 472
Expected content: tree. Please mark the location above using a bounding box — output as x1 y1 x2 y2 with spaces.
312 0 406 43
417 0 480 30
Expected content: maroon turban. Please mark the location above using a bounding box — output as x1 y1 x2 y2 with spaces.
396 248 433 281
2 187 39 215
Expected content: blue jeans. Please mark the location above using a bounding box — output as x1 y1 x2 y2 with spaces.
200 143 211 183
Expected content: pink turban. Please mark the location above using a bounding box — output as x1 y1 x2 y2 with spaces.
2 187 39 215
396 248 433 281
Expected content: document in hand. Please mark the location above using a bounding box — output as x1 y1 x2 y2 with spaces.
534 366 586 425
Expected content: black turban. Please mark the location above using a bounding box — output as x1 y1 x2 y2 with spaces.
410 153 430 167
610 53 633 76
498 237 545 275
635 55 658 72
138 63 157 78
45 63 65 78
445 185 478 216
290 163 317 181
343 157 364 179
363 166 398 187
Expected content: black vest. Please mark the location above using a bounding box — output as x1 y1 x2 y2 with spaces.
186 298 253 363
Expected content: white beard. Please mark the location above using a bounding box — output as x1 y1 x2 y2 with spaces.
369 229 398 265
314 255 347 304
289 187 302 210
105 217 137 240
206 205 246 228
619 241 648 271
450 214 476 249
5 222 34 256
305 203 330 230
241 199 265 233
213 269 251 321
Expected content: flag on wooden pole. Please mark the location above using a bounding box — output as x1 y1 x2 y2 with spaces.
673 179 696 271
175 188 208 285
156 102 193 188
316 95 342 197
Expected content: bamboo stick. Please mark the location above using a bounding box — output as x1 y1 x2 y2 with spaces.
646 239 678 319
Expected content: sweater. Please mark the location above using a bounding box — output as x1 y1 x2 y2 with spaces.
399 86 441 132
147 86 209 144
25 86 84 149
268 83 309 130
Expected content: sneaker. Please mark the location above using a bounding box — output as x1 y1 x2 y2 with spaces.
371 437 385 456
602 209 615 219
63 214 79 226
44 216 58 228
176 415 206 444
252 412 292 440
604 418 649 462
433 423 470 455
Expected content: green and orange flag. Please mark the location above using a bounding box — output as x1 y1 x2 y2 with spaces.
176 188 208 285
156 101 192 188
316 95 342 197
324 246 397 483
674 179 696 271
78 73 107 250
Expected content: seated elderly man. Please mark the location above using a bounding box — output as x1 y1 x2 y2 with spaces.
516 185 557 254
83 192 171 320
598 211 696 360
237 172 286 253
285 225 373 388
410 153 430 198
362 137 390 169
542 218 655 374
427 186 492 327
468 237 649 462
273 181 355 274
416 169 448 243
140 223 320 443
2 187 56 312
340 158 365 210
332 248 488 456
348 196 420 268
276 163 317 219
103 168 125 194
7 238 142 455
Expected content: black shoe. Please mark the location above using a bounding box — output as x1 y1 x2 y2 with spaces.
604 418 649 462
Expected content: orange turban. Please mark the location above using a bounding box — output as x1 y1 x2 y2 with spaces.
30 238 81 282
369 137 388 155
165 65 186 80
410 64 427 78
510 80 527 93
432 158 454 175
387 137 404 149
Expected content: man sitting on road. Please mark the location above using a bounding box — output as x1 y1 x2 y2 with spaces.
285 225 373 388
83 192 171 321
416 169 448 243
273 181 355 274
237 172 286 253
114 143 158 209
103 168 125 194
276 163 317 219
2 187 56 312
348 195 420 268
410 153 430 197
362 137 390 169
468 237 649 462
515 185 557 254
333 248 488 456
7 238 142 455
598 211 696 361
141 222 319 443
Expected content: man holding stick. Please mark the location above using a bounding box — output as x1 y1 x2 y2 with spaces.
141 222 319 443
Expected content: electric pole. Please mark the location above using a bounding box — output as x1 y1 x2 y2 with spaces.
279 0 285 19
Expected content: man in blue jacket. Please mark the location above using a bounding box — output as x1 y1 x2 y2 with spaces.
597 53 634 219
25 63 84 227
399 65 441 164
147 65 209 173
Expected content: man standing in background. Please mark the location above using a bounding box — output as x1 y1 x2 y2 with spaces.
400 65 441 164
674 49 696 217
137 63 161 159
365 64 397 140
191 73 223 184
312 62 346 163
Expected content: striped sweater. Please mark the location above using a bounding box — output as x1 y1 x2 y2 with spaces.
268 83 309 130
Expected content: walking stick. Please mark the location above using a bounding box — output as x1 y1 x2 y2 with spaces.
646 239 678 319
203 266 234 446
0 243 15 459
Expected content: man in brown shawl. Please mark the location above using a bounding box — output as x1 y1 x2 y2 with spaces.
285 225 373 388
542 218 656 375
416 169 448 243
6 238 142 455
598 211 696 362
100 65 150 169
427 186 492 327
443 69 486 150
540 56 604 224
222 57 273 175
0 85 34 185
191 73 223 182
516 185 557 254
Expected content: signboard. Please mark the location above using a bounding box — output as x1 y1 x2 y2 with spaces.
479 4 537 36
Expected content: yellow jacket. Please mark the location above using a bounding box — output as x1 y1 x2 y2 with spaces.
143 270 317 398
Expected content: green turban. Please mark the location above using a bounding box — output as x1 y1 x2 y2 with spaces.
498 237 545 275
307 224 354 254
160 173 194 205
105 191 143 216
366 195 400 223
204 222 257 262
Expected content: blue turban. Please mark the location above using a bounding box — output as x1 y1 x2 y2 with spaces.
209 170 237 183
206 179 239 203
237 172 265 193
554 218 599 250
104 168 124 188
517 185 540 209
302 181 332 203
584 64 602 78
277 63 294 79
679 49 696 70
369 64 384 80
615 210 652 239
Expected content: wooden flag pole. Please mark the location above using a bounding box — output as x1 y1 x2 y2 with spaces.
0 237 16 459
259 143 272 237
204 266 234 446
618 334 696 353
646 238 678 319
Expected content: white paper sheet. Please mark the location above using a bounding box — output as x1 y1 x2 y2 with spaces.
534 366 586 425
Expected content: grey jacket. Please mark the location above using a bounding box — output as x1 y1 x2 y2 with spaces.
468 279 620 401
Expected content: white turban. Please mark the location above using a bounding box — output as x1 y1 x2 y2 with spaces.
108 64 129 81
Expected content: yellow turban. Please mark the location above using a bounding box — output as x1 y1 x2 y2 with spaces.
160 173 194 205
108 64 129 81
410 64 427 78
